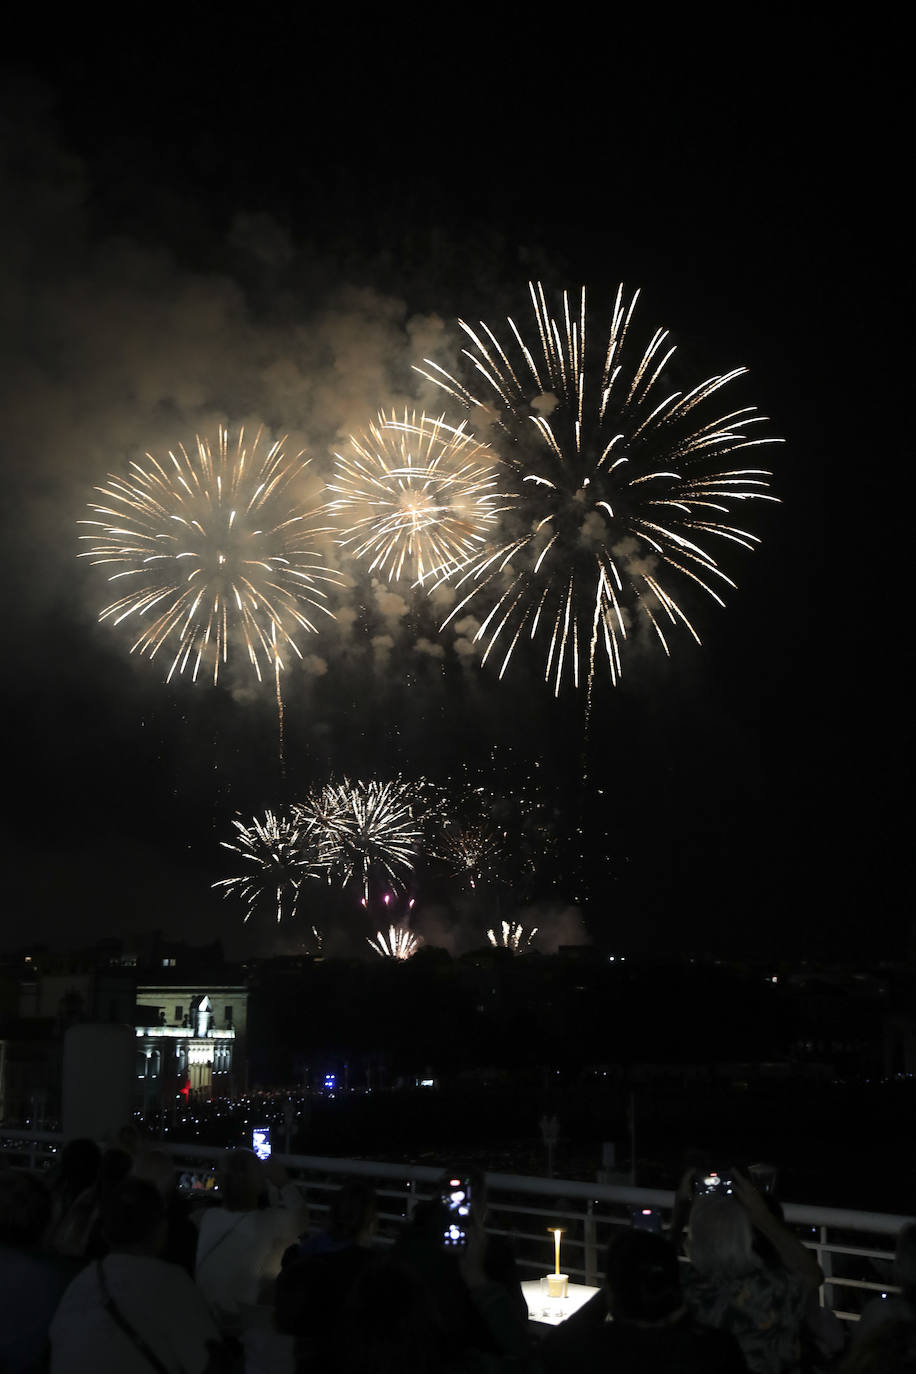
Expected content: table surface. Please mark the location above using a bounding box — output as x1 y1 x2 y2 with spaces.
522 1278 602 1326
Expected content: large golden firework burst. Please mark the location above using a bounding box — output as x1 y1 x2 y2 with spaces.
417 283 781 696
80 426 342 685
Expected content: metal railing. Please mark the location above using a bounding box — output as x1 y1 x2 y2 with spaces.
2 1128 909 1324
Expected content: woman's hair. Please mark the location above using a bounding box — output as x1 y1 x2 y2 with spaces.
217 1148 264 1211
605 1229 682 1323
56 1138 101 1200
688 1195 757 1277
131 1150 178 1199
340 1255 444 1374
102 1177 166 1249
328 1180 377 1242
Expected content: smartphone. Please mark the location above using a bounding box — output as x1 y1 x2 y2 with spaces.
693 1170 733 1197
631 1206 663 1232
442 1176 471 1248
252 1126 271 1161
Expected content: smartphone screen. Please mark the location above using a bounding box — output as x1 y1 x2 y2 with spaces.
442 1176 471 1247
252 1126 271 1161
695 1170 733 1196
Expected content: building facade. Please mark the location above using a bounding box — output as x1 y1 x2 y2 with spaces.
135 983 248 1110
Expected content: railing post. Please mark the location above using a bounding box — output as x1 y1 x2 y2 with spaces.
819 1224 833 1311
584 1201 598 1287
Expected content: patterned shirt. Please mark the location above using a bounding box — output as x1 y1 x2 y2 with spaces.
683 1262 806 1374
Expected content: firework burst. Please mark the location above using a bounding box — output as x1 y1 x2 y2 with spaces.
295 777 423 897
487 920 538 953
368 925 423 959
79 426 342 685
322 410 507 583
417 283 780 695
214 810 322 924
431 819 505 891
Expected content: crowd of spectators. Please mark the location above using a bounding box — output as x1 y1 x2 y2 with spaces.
0 1133 913 1373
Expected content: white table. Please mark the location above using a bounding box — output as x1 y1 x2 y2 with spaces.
522 1278 602 1326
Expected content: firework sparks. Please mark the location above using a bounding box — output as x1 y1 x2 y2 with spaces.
322 410 507 584
487 920 538 953
295 777 423 897
79 426 342 685
368 925 423 959
416 283 780 694
431 819 505 891
214 810 322 924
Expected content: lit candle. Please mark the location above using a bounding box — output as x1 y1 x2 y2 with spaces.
552 1228 562 1275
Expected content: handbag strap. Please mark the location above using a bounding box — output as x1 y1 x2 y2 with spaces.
97 1259 183 1374
195 1208 249 1272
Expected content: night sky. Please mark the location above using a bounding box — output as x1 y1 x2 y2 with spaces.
0 21 894 963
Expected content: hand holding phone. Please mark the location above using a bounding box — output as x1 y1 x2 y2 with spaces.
442 1176 472 1248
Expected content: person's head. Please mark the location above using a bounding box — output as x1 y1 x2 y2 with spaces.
114 1123 143 1156
97 1148 133 1197
328 1180 378 1244
687 1195 757 1278
0 1169 52 1249
605 1229 682 1323
101 1177 167 1256
131 1150 177 1201
342 1255 443 1374
57 1138 101 1196
217 1148 265 1211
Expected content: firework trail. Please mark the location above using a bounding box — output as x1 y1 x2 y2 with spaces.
416 283 780 695
322 410 507 584
295 777 423 898
368 925 423 959
214 810 323 924
79 426 342 686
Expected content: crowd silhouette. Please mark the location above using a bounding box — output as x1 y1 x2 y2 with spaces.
0 1132 912 1373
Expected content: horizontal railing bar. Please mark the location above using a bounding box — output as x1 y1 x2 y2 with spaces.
0 1130 908 1314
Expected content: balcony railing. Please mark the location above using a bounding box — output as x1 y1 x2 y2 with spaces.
1 1128 908 1325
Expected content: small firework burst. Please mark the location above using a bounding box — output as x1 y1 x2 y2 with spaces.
294 776 423 897
487 920 538 953
431 819 505 890
368 925 423 959
323 410 507 583
214 810 322 924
